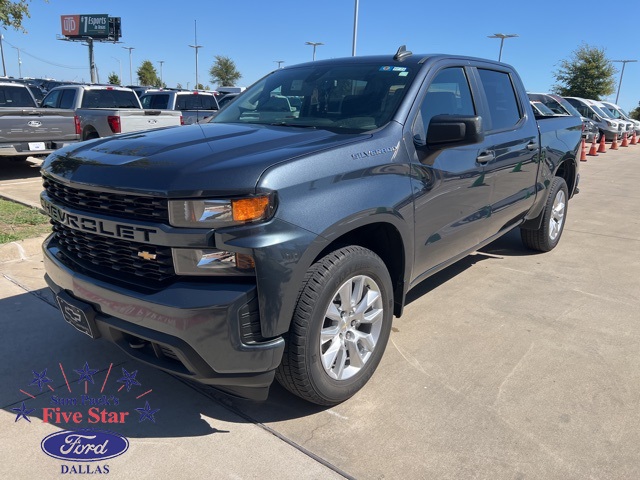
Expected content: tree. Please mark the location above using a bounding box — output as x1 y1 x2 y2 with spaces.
136 60 162 87
630 102 640 121
107 72 120 85
0 0 31 32
552 44 616 100
209 55 242 87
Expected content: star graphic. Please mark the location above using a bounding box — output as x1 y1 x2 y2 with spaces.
117 368 141 392
29 369 52 391
74 361 99 384
135 401 159 423
12 401 36 423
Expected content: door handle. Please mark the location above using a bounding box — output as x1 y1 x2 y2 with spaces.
476 151 495 164
526 142 539 151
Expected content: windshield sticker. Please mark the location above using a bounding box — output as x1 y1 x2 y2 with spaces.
399 72 409 77
379 66 393 71
392 67 407 72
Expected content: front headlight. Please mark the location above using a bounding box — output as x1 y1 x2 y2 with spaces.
605 120 613 127
168 195 274 228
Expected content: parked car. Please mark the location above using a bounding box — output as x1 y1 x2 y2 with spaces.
140 90 219 124
528 92 598 142
599 101 640 136
41 84 182 140
216 92 239 109
564 97 624 141
593 101 634 138
0 82 79 158
41 48 582 405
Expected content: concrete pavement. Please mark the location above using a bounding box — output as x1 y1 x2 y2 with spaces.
1 144 640 479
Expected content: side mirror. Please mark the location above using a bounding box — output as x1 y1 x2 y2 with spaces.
425 114 484 147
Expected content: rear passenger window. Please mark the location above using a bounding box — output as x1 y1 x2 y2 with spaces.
477 69 521 131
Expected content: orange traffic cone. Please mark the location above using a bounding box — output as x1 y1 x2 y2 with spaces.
587 137 598 157
631 132 638 145
580 139 588 161
598 134 607 153
621 132 629 147
611 134 619 150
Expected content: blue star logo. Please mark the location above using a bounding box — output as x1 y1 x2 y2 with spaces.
74 361 99 384
12 402 35 423
29 369 52 391
117 368 141 392
135 401 159 423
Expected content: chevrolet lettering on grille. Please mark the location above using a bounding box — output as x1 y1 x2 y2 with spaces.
41 198 158 243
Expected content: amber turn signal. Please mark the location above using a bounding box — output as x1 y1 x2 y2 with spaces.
232 196 270 222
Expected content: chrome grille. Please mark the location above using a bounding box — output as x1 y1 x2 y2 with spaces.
43 177 168 223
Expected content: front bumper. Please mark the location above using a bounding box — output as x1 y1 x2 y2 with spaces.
43 235 285 401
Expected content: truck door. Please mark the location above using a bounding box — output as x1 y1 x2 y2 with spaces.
406 66 493 282
472 67 539 239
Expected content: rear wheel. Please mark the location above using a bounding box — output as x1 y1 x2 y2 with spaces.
275 246 393 405
520 176 568 252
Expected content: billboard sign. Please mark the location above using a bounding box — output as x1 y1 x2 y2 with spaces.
61 14 110 38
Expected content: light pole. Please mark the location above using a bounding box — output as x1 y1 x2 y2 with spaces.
487 33 518 62
612 59 637 104
12 46 22 77
122 46 134 85
158 60 165 85
0 35 6 77
189 20 203 90
352 0 359 56
111 57 122 84
305 41 324 61
274 60 284 69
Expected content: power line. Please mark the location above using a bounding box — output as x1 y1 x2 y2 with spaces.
3 39 86 70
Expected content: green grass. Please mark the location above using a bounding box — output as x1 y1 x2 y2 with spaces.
0 199 51 244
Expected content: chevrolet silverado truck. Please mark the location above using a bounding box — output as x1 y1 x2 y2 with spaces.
0 82 79 157
139 90 219 125
40 47 581 405
41 84 181 140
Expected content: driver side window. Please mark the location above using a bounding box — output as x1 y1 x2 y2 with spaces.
414 67 475 139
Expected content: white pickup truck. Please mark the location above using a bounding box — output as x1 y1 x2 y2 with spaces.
41 85 182 140
140 90 219 125
0 82 79 157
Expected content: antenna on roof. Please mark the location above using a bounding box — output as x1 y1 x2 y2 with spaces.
394 45 412 61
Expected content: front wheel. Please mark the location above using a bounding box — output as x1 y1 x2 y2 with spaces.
275 246 393 405
520 176 568 252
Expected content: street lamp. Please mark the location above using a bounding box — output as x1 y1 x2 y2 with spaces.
612 59 637 104
158 60 165 85
12 46 22 78
305 41 324 61
189 20 203 90
122 46 134 85
487 33 518 62
274 60 284 69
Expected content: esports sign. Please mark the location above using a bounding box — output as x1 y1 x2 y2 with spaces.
61 14 121 40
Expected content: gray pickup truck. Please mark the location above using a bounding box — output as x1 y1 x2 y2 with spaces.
0 82 79 157
41 85 182 140
41 47 581 405
139 90 219 125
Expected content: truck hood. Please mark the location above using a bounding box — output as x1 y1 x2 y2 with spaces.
42 123 366 196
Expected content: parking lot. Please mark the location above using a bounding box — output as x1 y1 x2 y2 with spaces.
1 144 639 479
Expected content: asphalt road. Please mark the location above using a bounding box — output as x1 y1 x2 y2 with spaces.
1 144 639 479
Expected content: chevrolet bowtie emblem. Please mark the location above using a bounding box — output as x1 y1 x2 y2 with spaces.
137 251 157 261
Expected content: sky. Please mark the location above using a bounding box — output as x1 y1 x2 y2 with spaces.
2 0 639 112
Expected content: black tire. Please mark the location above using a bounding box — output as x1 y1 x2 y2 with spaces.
83 131 99 141
520 176 569 252
275 246 393 405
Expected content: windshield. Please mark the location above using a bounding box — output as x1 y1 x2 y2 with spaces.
531 101 555 116
593 105 614 119
212 63 417 133
603 105 624 119
552 96 582 117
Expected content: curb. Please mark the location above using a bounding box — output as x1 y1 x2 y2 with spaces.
0 192 45 213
